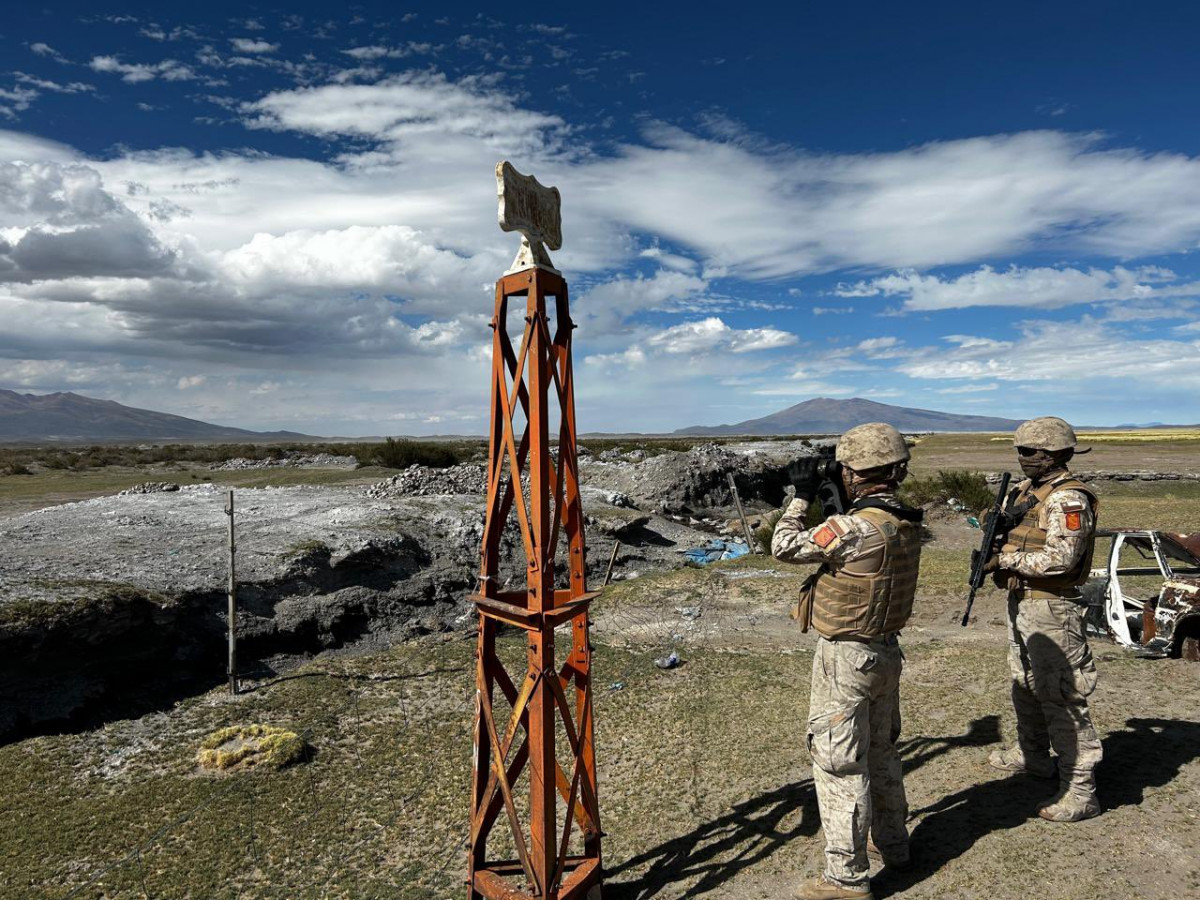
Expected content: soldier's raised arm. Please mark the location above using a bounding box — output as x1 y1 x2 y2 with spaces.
772 497 884 568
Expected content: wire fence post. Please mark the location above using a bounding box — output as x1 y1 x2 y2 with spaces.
603 539 621 587
726 472 757 552
226 490 238 696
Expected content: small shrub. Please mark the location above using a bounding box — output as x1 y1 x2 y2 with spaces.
2 463 32 476
899 470 994 512
362 437 460 469
41 453 73 470
937 470 997 511
197 724 305 771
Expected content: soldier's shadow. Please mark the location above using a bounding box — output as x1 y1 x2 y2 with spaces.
602 778 821 900
603 715 1002 899
874 716 1200 898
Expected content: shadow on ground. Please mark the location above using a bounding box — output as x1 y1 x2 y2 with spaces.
603 779 820 900
873 716 1200 898
604 716 1003 899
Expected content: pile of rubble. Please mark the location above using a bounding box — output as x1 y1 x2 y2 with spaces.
587 441 805 512
210 452 357 471
364 464 490 498
118 482 181 495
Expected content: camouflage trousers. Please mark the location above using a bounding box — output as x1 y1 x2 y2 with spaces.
807 635 908 891
1007 592 1103 797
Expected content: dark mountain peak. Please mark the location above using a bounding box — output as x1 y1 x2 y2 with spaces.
675 396 1025 436
0 390 317 443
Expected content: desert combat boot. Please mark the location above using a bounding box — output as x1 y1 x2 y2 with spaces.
1037 777 1102 822
794 875 874 900
988 746 1057 779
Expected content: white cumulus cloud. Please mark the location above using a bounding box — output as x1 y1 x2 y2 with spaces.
230 38 279 53
837 264 1200 311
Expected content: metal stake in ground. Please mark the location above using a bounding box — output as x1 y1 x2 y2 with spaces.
226 490 238 695
603 540 620 587
466 162 603 900
726 473 757 553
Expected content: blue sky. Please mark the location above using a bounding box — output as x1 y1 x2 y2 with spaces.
2 2 1200 434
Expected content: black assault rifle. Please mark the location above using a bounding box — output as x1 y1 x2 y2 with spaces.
962 471 1012 627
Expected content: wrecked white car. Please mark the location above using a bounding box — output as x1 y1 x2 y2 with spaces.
1082 529 1200 659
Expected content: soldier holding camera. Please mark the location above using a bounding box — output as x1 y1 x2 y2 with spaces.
772 423 924 900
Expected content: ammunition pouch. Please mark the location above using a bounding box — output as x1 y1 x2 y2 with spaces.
794 569 820 632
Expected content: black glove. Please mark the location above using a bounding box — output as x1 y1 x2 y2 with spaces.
786 458 821 503
983 509 1017 534
981 553 1001 574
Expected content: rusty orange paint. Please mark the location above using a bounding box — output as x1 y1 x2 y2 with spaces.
468 268 603 900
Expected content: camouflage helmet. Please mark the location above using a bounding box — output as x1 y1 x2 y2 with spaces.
836 422 910 470
1013 416 1077 451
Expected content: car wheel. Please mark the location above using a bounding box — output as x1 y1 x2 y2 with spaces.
1182 634 1200 662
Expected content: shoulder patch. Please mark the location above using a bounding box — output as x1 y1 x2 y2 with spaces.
813 525 838 548
1060 499 1087 513
1064 510 1083 531
813 517 851 550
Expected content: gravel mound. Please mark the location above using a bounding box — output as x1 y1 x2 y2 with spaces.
119 482 181 495
364 464 489 498
211 452 357 471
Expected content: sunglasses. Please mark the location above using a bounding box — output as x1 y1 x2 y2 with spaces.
1016 446 1049 458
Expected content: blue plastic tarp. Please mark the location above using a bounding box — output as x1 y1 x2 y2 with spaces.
682 539 750 565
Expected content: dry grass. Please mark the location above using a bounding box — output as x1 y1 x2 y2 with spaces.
3 431 1199 898
197 724 305 771
909 431 1200 477
4 632 1198 900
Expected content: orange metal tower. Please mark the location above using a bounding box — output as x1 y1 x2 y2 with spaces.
467 166 602 900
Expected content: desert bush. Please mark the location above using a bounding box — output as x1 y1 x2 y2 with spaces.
0 439 479 471
900 470 994 512
2 462 32 476
358 437 461 469
40 452 73 470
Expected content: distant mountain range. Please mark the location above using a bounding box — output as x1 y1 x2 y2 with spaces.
0 391 315 443
2 390 1189 444
675 397 1026 435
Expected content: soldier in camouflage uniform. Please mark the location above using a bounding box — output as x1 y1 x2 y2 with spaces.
985 416 1102 822
773 423 924 900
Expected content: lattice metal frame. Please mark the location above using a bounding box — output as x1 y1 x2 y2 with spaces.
467 267 603 900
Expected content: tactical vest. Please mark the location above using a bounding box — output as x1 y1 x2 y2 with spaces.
1000 472 1098 593
810 505 922 640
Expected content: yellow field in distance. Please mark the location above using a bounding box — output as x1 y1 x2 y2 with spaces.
989 429 1200 443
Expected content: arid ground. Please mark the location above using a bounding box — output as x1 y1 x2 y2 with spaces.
2 432 1198 900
